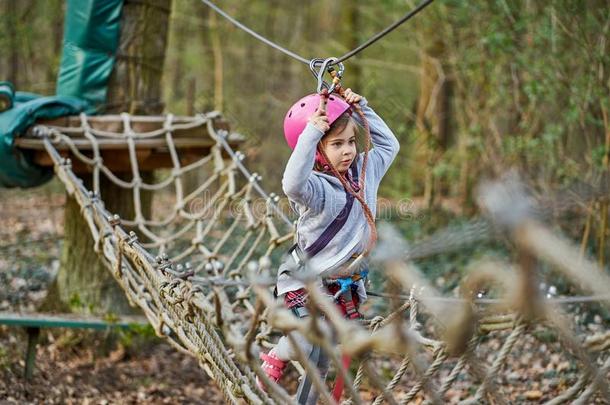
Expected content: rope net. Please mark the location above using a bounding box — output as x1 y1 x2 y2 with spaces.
32 112 610 404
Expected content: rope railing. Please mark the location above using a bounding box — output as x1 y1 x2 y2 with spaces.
32 113 610 404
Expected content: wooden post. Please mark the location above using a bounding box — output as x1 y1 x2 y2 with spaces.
25 327 40 381
186 77 196 116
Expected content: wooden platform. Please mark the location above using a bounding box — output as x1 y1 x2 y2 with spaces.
15 114 244 173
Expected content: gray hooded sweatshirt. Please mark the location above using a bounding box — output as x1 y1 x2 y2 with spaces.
276 98 400 296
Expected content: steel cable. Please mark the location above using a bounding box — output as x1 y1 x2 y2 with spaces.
199 0 434 66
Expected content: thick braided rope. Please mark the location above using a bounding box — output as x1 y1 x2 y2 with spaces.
473 319 526 402
41 130 278 404
345 302 412 402
370 356 410 405
400 345 447 404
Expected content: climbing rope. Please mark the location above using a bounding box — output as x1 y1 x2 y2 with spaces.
28 114 610 404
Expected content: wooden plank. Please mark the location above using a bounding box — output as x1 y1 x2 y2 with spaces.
0 311 148 330
15 137 219 150
14 114 241 172
36 114 231 136
29 148 215 172
27 146 236 172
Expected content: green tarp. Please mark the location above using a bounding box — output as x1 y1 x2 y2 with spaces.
0 94 91 188
56 0 124 105
0 0 124 188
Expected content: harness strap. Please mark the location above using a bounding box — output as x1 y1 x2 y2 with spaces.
296 345 327 405
332 355 352 402
260 352 286 371
291 306 309 318
304 163 359 258
342 299 360 320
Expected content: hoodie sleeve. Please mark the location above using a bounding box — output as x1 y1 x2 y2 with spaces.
281 123 325 208
353 98 400 181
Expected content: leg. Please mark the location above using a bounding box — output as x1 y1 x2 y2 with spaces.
296 344 330 405
258 331 314 390
274 332 313 361
25 327 40 381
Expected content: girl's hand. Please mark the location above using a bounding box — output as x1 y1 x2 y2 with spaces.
308 95 330 132
344 88 362 105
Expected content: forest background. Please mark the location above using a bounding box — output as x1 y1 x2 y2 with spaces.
0 1 609 402
1 0 609 294
3 0 607 199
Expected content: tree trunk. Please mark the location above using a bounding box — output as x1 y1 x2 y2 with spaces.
416 40 453 209
106 0 171 115
209 10 224 112
341 2 361 91
7 0 19 87
47 0 65 86
47 0 172 315
170 7 186 105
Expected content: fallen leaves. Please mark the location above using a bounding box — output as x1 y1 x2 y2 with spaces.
524 390 543 400
0 328 223 404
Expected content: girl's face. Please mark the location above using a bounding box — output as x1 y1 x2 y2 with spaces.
320 120 357 174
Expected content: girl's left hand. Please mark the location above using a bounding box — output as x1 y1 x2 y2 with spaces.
344 88 362 104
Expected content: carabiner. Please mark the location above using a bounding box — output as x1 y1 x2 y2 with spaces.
309 57 345 94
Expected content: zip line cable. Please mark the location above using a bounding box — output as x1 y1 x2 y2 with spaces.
334 0 434 64
198 0 310 64
199 0 435 66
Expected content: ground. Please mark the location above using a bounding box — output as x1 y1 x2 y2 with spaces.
1 180 608 403
0 181 223 404
0 327 222 404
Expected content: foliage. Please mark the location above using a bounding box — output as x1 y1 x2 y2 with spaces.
0 0 64 94
1 0 607 298
117 323 158 349
2 0 606 204
415 0 609 192
159 0 610 212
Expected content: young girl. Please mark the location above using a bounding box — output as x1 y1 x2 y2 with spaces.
258 88 400 393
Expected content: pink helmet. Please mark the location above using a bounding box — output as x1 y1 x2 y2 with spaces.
283 93 351 150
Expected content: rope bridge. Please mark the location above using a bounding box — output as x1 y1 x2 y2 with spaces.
24 112 610 404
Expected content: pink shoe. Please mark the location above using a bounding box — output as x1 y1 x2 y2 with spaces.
256 350 287 391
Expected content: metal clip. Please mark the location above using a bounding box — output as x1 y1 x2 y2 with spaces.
108 214 121 227
32 126 49 138
126 231 138 246
309 57 345 94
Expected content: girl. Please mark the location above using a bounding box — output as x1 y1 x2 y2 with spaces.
259 88 400 393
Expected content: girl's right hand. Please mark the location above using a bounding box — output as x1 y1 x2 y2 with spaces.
308 95 330 133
